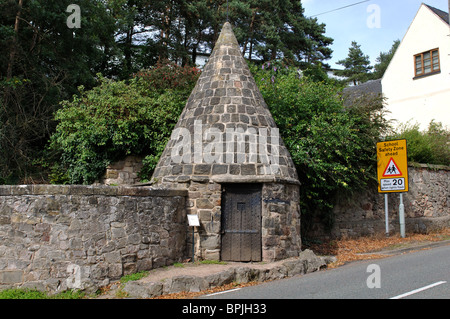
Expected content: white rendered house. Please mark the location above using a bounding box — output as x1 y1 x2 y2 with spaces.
381 3 450 131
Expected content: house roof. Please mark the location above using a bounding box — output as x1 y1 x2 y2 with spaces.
342 79 382 107
343 79 382 95
424 4 449 25
151 22 299 186
380 3 449 83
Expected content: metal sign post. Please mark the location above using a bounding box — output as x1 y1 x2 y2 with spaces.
384 194 389 237
377 139 409 238
187 214 200 262
399 193 405 238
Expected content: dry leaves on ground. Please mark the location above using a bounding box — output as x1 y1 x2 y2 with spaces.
306 228 450 268
97 228 449 299
152 281 261 299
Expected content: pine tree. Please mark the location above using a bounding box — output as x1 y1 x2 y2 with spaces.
225 0 333 66
335 41 373 85
371 39 400 79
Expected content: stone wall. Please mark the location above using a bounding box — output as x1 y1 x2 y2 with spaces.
149 21 303 264
186 180 223 261
262 183 301 261
156 179 301 262
98 155 143 185
0 185 187 293
306 164 449 239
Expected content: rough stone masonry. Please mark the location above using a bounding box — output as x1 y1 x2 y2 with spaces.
0 185 187 293
151 22 302 263
306 164 449 239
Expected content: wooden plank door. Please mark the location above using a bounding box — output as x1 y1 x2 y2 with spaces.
221 184 262 262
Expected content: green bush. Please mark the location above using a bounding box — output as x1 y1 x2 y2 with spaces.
388 121 449 166
251 61 390 231
49 61 199 184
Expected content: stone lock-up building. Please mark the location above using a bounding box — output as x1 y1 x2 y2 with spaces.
151 22 301 262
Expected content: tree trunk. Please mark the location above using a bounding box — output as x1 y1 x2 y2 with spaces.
249 39 254 61
192 45 197 66
7 0 23 80
242 10 256 58
124 28 133 73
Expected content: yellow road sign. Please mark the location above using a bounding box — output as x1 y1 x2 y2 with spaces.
376 139 408 193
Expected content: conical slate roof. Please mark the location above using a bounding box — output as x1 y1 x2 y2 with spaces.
152 22 299 185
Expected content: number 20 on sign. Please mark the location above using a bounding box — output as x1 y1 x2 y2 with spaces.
377 139 409 193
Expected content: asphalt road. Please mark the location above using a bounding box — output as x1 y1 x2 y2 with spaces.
203 244 450 299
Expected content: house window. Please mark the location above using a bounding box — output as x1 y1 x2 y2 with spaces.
414 49 440 77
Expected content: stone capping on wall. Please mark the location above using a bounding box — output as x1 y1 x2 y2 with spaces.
156 175 301 186
408 162 449 171
211 175 301 186
0 184 187 197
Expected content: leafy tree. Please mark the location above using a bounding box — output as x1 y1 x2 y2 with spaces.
133 0 334 67
0 0 335 184
335 41 373 85
251 61 389 232
105 0 168 77
299 17 334 68
49 61 200 184
0 0 116 183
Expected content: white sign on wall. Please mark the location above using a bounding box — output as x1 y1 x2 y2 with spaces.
187 214 200 227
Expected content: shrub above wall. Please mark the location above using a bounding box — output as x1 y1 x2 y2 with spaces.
46 61 200 185
305 164 449 239
388 121 449 166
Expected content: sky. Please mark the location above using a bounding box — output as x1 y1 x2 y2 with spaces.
301 0 449 69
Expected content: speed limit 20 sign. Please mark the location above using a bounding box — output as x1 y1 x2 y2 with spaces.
376 139 409 193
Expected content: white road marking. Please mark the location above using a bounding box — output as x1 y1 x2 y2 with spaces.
205 288 241 297
390 281 447 299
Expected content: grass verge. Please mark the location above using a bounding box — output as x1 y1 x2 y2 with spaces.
0 288 86 299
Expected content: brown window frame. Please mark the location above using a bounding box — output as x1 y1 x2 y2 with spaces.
414 48 440 78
